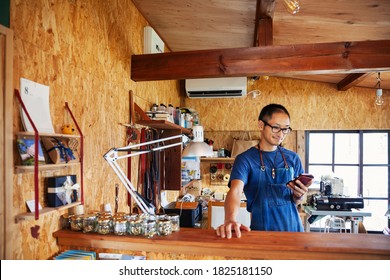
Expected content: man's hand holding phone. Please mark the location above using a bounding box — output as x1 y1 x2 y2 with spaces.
286 173 314 201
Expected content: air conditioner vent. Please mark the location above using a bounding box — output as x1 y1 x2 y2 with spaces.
185 77 247 98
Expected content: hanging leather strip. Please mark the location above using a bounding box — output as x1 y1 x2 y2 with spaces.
134 127 147 213
144 129 153 203
152 129 161 211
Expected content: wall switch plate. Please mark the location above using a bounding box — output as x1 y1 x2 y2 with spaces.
144 26 164 54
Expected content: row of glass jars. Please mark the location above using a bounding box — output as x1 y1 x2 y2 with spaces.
63 212 180 238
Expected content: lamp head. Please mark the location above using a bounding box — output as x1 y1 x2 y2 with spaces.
182 125 213 157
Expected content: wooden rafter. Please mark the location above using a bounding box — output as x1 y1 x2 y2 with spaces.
337 73 372 91
254 0 276 47
131 39 390 82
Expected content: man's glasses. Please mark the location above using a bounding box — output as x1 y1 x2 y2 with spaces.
262 120 292 134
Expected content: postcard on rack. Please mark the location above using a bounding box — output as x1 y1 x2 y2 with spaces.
20 78 55 133
16 136 46 165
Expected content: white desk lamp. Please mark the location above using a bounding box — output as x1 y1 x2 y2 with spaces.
104 125 211 215
182 125 213 157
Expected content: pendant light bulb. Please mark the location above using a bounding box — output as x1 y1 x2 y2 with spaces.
375 88 384 106
283 0 300 15
375 72 384 106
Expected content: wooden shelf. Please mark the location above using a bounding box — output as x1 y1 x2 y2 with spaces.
200 157 235 162
137 120 191 134
16 131 80 138
15 202 81 222
15 162 80 173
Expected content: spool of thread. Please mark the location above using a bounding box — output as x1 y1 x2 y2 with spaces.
73 204 84 215
104 203 112 213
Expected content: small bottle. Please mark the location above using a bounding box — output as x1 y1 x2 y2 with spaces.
151 103 158 112
174 107 181 125
185 113 193 128
180 113 186 128
167 104 174 123
159 103 167 112
192 113 199 126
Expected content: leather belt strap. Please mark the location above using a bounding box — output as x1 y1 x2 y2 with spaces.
134 127 147 213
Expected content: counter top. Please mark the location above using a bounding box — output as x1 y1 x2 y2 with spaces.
53 228 390 260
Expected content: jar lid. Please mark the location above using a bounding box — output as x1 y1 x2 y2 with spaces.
62 213 74 219
70 215 83 221
98 216 111 222
114 217 127 224
167 213 180 218
143 219 156 225
84 214 97 220
157 218 171 225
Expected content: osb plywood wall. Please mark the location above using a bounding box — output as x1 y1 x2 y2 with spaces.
10 0 180 259
8 0 390 260
185 76 390 132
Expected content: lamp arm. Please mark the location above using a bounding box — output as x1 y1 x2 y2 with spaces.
103 134 184 215
106 158 154 214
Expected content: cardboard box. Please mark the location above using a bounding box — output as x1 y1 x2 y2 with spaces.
46 175 78 207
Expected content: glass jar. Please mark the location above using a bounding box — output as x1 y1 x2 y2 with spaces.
113 217 128 235
125 214 138 235
155 213 167 221
156 218 172 236
128 217 143 236
83 214 97 233
167 213 180 232
70 215 83 231
142 219 156 238
97 216 112 235
60 213 73 229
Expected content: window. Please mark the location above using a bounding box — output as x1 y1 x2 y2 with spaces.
306 130 390 232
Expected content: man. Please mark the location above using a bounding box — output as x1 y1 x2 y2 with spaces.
216 104 313 238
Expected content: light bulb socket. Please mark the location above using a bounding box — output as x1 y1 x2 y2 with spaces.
376 88 383 97
283 0 300 15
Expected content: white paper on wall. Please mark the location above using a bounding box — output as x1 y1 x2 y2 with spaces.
20 78 55 133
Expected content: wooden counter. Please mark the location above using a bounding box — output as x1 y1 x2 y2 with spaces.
53 228 390 260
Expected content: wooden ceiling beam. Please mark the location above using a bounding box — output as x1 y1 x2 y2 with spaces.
337 73 372 91
254 0 276 46
131 39 390 81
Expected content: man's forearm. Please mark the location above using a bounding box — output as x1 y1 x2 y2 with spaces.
224 190 242 222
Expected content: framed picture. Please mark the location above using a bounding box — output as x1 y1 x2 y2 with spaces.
16 136 46 165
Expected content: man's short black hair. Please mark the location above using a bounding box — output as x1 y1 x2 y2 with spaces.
258 103 290 121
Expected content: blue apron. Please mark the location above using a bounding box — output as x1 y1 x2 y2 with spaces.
246 148 304 232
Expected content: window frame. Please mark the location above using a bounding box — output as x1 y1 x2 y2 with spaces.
305 130 390 232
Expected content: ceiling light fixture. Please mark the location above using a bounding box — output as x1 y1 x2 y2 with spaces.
375 72 385 106
283 0 300 15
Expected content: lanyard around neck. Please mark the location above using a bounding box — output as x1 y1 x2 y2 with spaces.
258 144 289 179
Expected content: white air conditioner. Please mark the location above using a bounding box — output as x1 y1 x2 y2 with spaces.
185 77 247 98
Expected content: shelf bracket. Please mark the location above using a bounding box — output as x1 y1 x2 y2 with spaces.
65 102 84 204
15 89 40 220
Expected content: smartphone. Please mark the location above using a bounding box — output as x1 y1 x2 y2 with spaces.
289 173 314 186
